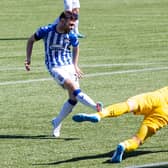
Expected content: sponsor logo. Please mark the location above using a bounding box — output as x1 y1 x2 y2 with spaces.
50 44 63 50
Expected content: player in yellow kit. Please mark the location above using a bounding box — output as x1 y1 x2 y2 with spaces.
72 86 168 163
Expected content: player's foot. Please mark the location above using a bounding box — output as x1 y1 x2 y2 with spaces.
52 118 62 138
72 113 100 123
77 33 85 38
96 102 104 112
111 144 125 163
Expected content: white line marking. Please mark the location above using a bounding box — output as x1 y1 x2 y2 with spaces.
86 67 168 77
0 66 168 86
0 78 51 86
0 62 165 71
125 162 168 168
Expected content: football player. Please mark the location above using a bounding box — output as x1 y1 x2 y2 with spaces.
73 86 168 163
25 11 102 138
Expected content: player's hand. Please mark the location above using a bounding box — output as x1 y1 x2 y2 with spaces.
75 66 84 79
24 60 31 71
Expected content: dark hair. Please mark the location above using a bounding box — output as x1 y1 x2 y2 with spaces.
59 11 78 21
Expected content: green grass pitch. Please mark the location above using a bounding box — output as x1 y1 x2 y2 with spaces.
0 0 168 167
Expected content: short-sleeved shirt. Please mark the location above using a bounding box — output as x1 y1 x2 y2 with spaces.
35 24 79 71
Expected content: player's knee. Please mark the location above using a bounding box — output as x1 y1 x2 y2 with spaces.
68 99 78 106
64 79 78 90
127 100 139 112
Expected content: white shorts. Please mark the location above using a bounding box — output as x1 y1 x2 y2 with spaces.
50 64 79 88
64 0 80 10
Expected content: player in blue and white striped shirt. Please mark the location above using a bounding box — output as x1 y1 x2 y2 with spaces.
35 22 79 69
25 11 102 137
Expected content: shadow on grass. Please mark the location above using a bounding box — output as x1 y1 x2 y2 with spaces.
0 37 28 41
33 149 168 166
105 150 168 164
0 134 80 141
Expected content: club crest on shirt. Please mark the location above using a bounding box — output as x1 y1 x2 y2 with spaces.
50 38 70 51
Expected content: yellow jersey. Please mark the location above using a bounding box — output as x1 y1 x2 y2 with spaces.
128 87 168 132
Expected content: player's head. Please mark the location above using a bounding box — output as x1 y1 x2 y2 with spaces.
59 11 78 33
59 11 78 20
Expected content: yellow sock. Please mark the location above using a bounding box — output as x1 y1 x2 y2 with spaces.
123 138 140 152
98 102 130 118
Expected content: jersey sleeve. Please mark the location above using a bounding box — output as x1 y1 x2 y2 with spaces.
69 31 79 47
35 25 52 40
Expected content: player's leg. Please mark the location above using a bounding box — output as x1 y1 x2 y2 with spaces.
50 67 79 137
63 79 102 112
73 13 85 38
62 65 102 112
111 91 166 162
111 124 155 163
52 99 77 137
72 101 130 122
72 0 85 38
72 88 102 111
64 0 73 11
72 8 79 34
51 65 102 111
100 102 130 117
50 65 102 136
72 92 150 123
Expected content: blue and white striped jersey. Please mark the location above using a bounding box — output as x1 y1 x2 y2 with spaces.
35 24 79 70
